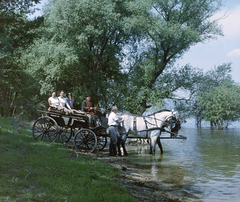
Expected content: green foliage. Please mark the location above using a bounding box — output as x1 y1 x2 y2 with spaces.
0 0 43 117
1 0 225 116
174 63 237 128
0 117 136 202
20 0 133 109
1 0 40 14
123 0 223 113
198 81 240 129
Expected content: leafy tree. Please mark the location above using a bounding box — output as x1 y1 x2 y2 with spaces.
0 0 40 14
198 81 240 129
0 0 42 116
21 0 134 109
124 0 223 114
174 63 233 127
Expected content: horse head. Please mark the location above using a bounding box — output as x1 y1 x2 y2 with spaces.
150 109 177 129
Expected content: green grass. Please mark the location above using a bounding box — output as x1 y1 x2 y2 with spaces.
0 117 137 202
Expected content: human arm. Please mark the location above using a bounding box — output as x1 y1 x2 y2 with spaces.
82 100 93 112
48 98 58 108
116 116 125 123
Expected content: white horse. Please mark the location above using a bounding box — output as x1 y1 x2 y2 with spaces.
119 110 177 155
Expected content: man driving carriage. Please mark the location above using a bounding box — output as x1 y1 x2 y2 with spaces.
82 93 101 127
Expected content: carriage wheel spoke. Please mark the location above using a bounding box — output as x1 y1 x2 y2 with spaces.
74 129 97 153
33 116 59 143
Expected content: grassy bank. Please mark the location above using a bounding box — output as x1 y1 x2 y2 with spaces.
0 117 136 202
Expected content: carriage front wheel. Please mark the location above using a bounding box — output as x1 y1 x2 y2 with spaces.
74 129 97 153
96 136 107 150
32 116 59 143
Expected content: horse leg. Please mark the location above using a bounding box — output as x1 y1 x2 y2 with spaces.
149 143 152 154
122 134 128 156
117 137 122 156
150 136 158 155
122 142 128 156
157 137 163 154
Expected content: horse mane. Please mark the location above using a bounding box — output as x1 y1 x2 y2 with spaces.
147 109 172 116
120 109 172 117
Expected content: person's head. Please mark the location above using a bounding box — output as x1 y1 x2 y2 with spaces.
86 92 91 101
51 91 56 97
66 92 72 99
111 106 118 113
59 90 64 97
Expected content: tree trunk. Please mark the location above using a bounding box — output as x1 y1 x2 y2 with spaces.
216 120 223 130
210 121 214 129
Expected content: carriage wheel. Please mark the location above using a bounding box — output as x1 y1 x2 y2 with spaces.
32 116 59 143
74 129 97 153
96 136 107 150
55 127 72 144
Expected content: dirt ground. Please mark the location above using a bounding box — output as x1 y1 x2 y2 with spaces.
80 150 184 202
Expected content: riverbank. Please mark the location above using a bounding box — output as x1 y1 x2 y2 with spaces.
0 117 135 202
0 117 182 201
83 151 183 202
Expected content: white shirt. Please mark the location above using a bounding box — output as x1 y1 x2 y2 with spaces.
108 112 119 126
49 97 59 106
58 97 67 107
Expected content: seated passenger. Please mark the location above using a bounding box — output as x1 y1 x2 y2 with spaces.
82 92 101 127
66 92 85 115
58 90 73 115
48 91 63 111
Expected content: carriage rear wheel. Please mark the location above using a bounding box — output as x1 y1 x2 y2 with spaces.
74 129 97 153
54 127 72 144
32 116 59 143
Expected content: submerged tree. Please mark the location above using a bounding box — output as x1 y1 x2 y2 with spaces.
198 81 240 129
174 63 233 127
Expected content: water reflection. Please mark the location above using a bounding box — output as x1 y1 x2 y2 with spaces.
125 128 240 201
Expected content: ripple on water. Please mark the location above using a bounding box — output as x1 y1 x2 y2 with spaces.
125 127 240 201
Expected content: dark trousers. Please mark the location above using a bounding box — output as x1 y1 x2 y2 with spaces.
109 126 118 156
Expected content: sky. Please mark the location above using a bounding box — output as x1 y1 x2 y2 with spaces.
29 0 240 83
177 0 240 83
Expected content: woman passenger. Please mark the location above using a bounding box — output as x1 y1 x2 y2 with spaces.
66 92 85 115
48 91 63 111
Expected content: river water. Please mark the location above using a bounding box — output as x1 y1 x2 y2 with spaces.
124 127 240 201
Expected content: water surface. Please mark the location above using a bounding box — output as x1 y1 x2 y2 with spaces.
125 128 240 201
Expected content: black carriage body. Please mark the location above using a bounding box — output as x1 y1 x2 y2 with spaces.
33 110 109 152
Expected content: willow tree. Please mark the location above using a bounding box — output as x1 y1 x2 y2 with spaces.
174 63 233 127
124 0 223 114
21 0 134 109
198 81 240 129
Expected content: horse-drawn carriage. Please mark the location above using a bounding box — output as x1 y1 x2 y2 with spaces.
32 110 108 153
32 109 186 154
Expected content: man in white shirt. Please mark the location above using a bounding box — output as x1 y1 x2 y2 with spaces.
108 106 125 157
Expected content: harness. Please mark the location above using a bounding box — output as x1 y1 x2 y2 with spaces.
132 115 172 138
